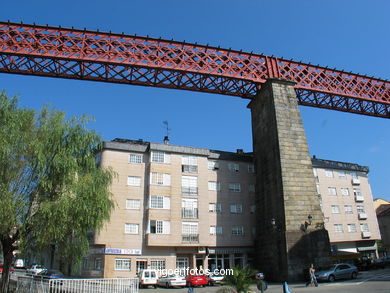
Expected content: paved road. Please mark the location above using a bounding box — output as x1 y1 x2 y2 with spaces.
139 269 390 293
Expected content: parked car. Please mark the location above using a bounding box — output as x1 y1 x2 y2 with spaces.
14 259 25 269
315 263 358 282
27 264 46 275
34 269 64 280
371 258 385 269
157 274 186 287
137 269 158 288
206 272 224 285
0 264 15 274
186 274 208 287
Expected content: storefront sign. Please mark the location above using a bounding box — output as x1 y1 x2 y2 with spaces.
104 248 142 255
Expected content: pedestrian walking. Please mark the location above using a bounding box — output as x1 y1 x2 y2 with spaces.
305 263 318 287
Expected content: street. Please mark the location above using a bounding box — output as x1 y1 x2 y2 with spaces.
138 269 390 293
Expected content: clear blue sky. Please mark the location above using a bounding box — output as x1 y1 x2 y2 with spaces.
1 0 389 200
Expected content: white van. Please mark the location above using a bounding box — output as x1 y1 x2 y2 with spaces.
138 269 158 288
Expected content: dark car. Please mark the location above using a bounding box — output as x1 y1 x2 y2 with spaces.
315 263 358 282
34 269 64 280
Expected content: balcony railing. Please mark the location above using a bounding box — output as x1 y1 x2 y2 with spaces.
182 187 198 195
182 208 199 219
182 234 199 243
362 231 371 238
352 178 361 185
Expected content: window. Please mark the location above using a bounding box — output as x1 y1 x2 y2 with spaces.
182 222 199 235
228 183 241 192
182 198 198 219
338 171 347 179
341 188 350 196
94 258 102 270
125 223 139 234
249 184 255 192
182 156 198 173
126 199 140 210
209 203 222 213
334 224 343 233
150 172 171 186
127 176 141 186
228 163 240 172
149 220 170 234
176 257 189 270
357 205 365 214
150 195 170 209
353 188 362 196
82 258 89 270
210 226 223 235
230 204 243 214
115 259 131 270
182 176 198 195
232 226 244 236
250 205 256 214
208 181 221 191
328 187 337 196
347 224 357 232
248 164 255 173
208 160 219 170
360 223 369 232
344 205 353 214
150 259 166 270
129 153 142 164
151 151 170 163
350 172 358 179
331 205 340 214
325 170 334 177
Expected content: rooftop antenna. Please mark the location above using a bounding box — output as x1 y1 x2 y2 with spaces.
162 121 171 144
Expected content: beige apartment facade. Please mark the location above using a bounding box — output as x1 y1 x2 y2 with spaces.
82 138 256 278
312 157 381 259
80 139 381 277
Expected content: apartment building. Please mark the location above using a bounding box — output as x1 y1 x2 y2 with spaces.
312 157 381 259
80 138 381 277
82 138 256 278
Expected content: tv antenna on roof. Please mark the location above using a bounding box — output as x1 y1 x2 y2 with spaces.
163 121 171 144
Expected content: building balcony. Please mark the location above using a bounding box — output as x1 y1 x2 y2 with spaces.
355 195 364 202
182 187 198 195
182 208 199 219
358 213 367 220
182 234 199 244
362 231 371 238
352 178 360 185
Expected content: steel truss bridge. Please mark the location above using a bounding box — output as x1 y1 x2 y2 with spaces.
0 22 389 118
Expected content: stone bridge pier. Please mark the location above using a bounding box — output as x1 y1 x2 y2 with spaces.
248 79 331 282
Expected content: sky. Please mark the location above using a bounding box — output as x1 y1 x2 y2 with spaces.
0 0 389 200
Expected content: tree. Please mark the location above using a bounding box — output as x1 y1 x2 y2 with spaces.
0 92 114 293
219 266 258 293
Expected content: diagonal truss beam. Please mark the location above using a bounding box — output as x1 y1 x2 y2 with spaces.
0 22 389 118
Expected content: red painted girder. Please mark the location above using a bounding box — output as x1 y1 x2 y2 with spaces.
0 22 389 118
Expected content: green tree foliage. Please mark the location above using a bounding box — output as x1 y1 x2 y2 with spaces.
220 266 258 293
0 92 114 292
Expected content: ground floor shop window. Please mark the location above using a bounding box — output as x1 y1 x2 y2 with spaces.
115 259 131 271
208 254 230 271
150 259 166 270
176 257 189 270
234 253 244 268
94 258 102 270
136 260 148 272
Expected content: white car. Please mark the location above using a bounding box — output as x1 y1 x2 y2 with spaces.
138 269 158 288
207 273 224 285
27 265 46 275
157 274 186 288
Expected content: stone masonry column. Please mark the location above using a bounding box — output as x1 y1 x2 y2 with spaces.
247 78 331 282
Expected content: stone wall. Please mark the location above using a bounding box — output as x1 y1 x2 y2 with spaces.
248 78 331 281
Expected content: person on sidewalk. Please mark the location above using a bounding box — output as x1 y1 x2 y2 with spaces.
305 263 318 287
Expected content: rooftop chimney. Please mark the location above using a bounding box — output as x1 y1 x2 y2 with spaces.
236 149 244 154
164 136 170 144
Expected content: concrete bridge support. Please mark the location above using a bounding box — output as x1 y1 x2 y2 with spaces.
248 78 331 281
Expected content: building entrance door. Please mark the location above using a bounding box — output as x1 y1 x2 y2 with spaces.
196 256 204 270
